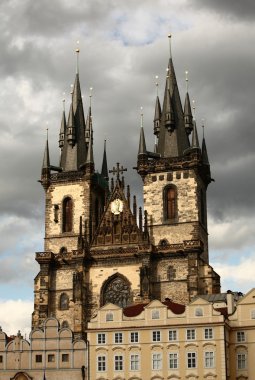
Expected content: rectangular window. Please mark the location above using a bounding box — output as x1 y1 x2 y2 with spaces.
62 354 69 362
169 352 178 369
130 332 139 343
152 309 160 319
114 332 123 344
130 354 139 371
204 328 213 340
237 353 246 369
186 329 196 340
152 353 162 370
152 330 161 342
169 330 177 341
48 354 55 363
205 351 214 368
237 331 245 342
35 354 42 363
115 355 123 371
97 356 106 372
0 355 3 363
187 352 196 368
97 333 106 344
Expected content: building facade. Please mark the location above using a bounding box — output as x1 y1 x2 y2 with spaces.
1 38 254 380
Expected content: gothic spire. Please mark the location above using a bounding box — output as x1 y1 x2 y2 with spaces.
86 123 94 165
66 103 76 146
101 140 109 181
157 36 190 158
42 133 50 171
138 108 147 156
59 99 66 149
202 132 209 165
184 92 193 135
153 95 161 137
191 120 200 148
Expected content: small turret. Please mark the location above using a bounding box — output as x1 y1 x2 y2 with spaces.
59 105 66 149
41 132 51 190
66 103 76 146
101 140 109 181
138 108 147 156
153 96 161 136
183 71 193 135
164 85 175 133
191 120 200 149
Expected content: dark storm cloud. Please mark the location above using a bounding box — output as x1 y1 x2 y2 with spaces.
191 0 255 21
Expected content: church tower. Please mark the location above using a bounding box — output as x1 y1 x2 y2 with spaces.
136 35 220 303
33 39 220 337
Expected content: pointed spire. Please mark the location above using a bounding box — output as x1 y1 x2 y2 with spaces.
202 126 209 165
101 139 109 181
183 71 193 135
153 96 161 136
59 100 67 149
138 107 147 156
66 103 76 146
86 123 94 165
191 120 200 148
42 131 50 170
85 88 93 146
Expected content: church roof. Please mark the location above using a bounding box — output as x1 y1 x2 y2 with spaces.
123 299 185 317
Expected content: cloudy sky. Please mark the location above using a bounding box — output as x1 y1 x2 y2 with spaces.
0 0 255 336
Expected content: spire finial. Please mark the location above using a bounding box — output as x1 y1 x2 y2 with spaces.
201 119 206 139
192 99 196 120
168 33 172 58
46 121 49 139
89 87 93 107
155 75 159 96
140 106 143 128
76 40 80 74
70 84 74 95
185 70 189 92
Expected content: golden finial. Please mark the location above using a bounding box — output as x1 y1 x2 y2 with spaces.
185 70 189 92
155 75 159 96
168 33 172 58
70 84 73 95
89 87 93 107
76 40 80 74
140 106 144 128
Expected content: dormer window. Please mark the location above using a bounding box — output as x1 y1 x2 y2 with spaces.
195 307 203 317
106 312 113 321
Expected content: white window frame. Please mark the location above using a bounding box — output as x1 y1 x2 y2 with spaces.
97 333 106 344
114 354 123 371
97 355 106 372
236 331 245 343
169 329 177 341
186 329 196 340
130 354 140 371
195 307 203 316
130 331 139 343
152 330 161 342
169 352 178 369
237 353 247 370
187 352 197 369
152 352 162 370
204 351 214 368
204 327 213 340
114 332 123 344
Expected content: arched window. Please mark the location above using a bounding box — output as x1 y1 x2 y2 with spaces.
59 293 69 310
63 197 73 232
62 320 69 328
102 275 131 308
164 186 177 220
106 312 113 321
59 247 67 255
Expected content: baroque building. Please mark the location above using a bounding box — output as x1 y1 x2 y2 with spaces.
32 38 220 340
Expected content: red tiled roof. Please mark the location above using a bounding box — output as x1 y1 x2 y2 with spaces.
123 299 185 317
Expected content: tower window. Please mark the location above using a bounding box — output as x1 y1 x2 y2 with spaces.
62 197 73 232
59 293 69 310
164 185 177 220
167 265 176 280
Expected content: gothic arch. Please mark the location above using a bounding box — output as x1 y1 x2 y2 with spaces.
59 293 69 310
101 273 132 308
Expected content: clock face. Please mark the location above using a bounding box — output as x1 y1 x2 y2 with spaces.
111 198 123 215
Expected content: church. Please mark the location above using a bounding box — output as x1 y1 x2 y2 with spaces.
0 38 254 380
